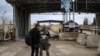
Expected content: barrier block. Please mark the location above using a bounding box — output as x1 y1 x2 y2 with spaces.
59 32 79 40
76 33 87 45
86 35 100 47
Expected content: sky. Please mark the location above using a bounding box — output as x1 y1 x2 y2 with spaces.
0 0 96 25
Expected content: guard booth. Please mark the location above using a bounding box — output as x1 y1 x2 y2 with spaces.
59 20 79 40
63 20 79 32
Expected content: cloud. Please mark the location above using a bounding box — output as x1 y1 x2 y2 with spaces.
0 0 13 24
0 0 13 13
0 0 6 4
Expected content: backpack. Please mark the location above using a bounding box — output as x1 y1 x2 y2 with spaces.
25 34 32 46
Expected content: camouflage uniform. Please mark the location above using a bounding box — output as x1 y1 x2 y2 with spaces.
40 28 51 56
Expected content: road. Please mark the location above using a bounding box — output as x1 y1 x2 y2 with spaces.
0 40 97 56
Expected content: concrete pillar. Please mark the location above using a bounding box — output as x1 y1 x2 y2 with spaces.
18 9 30 37
18 7 23 36
96 13 100 34
13 5 30 38
24 11 30 35
13 4 19 38
96 13 100 27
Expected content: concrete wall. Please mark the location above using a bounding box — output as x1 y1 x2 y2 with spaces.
97 43 100 55
76 33 87 45
59 32 79 40
96 13 100 27
86 35 100 47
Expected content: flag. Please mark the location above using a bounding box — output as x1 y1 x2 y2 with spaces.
61 0 72 12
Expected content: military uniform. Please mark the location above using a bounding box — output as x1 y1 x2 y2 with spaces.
40 30 51 56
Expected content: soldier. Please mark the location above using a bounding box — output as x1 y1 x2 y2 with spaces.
40 27 51 56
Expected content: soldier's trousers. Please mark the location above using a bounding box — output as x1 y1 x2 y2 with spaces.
40 47 49 56
40 39 50 56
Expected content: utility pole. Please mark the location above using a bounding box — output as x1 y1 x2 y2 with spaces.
2 11 6 40
66 13 68 22
2 11 6 31
63 12 66 23
72 0 75 21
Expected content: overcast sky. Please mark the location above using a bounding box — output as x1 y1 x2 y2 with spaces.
0 0 96 25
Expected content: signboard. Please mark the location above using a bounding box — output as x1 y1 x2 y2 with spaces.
63 20 79 32
69 22 75 28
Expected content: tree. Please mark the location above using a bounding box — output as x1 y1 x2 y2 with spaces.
83 19 85 25
83 18 88 25
92 18 96 25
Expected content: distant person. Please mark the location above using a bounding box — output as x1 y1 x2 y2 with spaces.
10 28 16 41
6 27 15 41
29 24 41 56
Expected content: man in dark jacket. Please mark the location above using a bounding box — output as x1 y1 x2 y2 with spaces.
29 24 41 56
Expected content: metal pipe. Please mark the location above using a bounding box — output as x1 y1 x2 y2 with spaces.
63 12 65 23
2 11 6 40
13 4 15 29
66 13 68 22
69 10 71 21
86 0 88 12
76 0 77 11
2 11 6 29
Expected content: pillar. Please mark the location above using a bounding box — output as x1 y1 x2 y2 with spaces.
13 4 19 38
63 12 66 23
13 5 30 38
96 13 100 27
96 13 100 34
24 10 30 35
18 9 30 37
66 13 68 22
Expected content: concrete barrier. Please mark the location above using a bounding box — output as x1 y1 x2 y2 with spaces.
76 33 87 45
97 43 100 55
86 35 100 47
59 32 79 40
